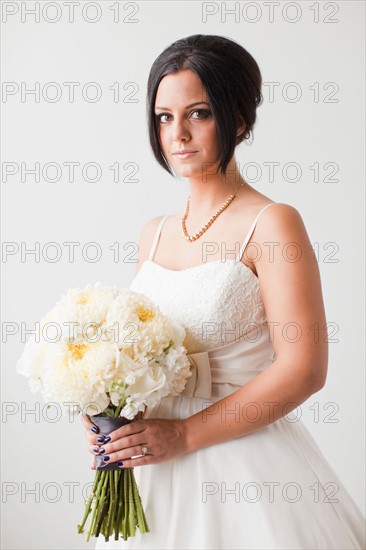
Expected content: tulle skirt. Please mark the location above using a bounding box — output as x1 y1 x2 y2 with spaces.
94 387 365 550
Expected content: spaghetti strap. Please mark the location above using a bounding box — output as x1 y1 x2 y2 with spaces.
148 215 169 261
236 203 277 262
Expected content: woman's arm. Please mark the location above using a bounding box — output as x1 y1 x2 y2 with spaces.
183 202 328 452
82 203 329 467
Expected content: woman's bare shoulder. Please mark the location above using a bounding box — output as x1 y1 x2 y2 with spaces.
242 200 307 263
253 202 306 236
250 202 314 275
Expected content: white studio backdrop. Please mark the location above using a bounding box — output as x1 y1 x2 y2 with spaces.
1 1 365 549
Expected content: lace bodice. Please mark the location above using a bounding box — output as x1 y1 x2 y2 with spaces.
129 203 276 354
130 259 266 353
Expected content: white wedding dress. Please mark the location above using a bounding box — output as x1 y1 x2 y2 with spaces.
95 204 365 550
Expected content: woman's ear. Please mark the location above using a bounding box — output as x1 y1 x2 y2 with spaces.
236 114 246 137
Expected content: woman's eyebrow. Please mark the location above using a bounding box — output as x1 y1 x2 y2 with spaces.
155 101 210 111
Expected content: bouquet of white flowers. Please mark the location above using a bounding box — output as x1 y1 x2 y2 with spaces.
16 282 192 542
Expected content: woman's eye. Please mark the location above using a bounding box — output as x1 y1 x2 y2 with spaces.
156 113 172 123
191 109 211 119
155 109 211 124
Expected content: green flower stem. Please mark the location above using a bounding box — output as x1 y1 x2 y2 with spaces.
113 470 119 539
111 472 118 538
105 470 115 540
128 468 136 537
79 465 150 542
84 472 103 541
115 470 125 539
122 466 129 540
95 472 109 537
86 470 107 540
114 401 124 417
131 468 150 533
77 469 102 535
96 500 108 537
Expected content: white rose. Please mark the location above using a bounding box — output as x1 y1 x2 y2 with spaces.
126 362 166 401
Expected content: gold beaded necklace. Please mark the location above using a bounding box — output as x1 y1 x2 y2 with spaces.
181 181 244 242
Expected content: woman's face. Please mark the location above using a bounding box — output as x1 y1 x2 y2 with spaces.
154 69 220 178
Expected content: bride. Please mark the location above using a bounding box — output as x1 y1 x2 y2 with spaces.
83 34 365 549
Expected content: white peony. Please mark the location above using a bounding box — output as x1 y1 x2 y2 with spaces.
16 283 192 419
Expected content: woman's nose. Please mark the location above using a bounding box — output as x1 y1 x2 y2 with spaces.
171 119 191 141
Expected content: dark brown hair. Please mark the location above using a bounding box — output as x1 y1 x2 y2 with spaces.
146 34 263 176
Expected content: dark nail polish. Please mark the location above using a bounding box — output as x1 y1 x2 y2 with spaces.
117 461 124 467
103 456 110 462
104 436 111 443
92 446 99 453
90 426 98 434
99 447 106 454
97 436 105 443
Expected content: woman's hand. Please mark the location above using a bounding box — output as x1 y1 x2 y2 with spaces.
81 413 188 469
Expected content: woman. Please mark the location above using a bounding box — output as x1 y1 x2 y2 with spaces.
83 34 365 549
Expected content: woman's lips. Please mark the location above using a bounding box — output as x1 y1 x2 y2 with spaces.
173 151 198 159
